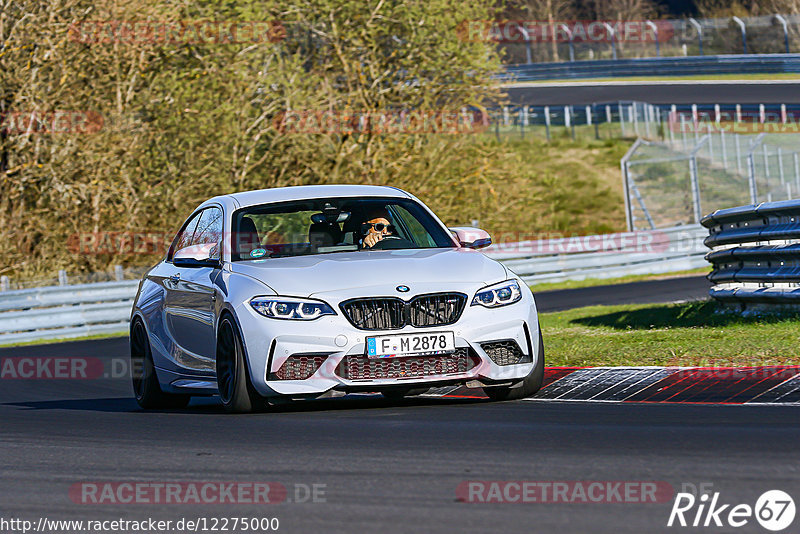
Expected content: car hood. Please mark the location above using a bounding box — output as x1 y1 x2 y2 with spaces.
228 248 508 298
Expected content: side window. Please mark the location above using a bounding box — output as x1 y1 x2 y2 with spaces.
191 207 224 259
169 211 203 260
390 205 436 247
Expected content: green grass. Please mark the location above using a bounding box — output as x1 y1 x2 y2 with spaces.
530 268 710 292
0 331 126 348
503 73 800 85
541 300 800 368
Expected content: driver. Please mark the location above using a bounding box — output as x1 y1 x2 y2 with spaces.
360 207 394 249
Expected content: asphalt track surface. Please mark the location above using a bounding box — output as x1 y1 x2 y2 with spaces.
2 275 797 534
534 274 711 312
504 80 800 105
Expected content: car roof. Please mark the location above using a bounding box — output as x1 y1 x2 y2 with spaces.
213 184 412 209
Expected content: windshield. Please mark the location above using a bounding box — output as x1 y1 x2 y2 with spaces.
231 196 456 261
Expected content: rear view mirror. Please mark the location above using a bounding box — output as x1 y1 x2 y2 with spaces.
449 227 492 249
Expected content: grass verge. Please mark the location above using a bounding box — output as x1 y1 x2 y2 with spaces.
541 300 800 367
0 331 127 349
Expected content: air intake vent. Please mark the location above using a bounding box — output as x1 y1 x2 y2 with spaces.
340 293 467 331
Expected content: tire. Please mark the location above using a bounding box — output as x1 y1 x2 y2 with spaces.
216 315 263 413
130 318 191 410
484 327 545 402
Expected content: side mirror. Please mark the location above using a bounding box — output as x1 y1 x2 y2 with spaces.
173 243 221 268
449 227 492 249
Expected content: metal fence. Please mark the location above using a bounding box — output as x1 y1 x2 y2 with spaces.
617 103 800 231
484 101 800 145
703 199 800 308
500 14 800 64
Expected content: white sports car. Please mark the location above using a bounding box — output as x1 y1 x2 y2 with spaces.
130 185 543 412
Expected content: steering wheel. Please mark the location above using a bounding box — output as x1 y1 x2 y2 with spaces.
368 236 413 250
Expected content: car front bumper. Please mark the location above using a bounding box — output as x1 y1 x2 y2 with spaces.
233 283 541 398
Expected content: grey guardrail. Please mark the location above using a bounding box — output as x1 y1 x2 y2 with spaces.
0 227 707 345
702 199 800 305
484 224 707 283
0 281 138 345
501 54 800 82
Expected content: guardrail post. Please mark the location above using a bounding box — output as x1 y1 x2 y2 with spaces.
759 104 766 124
736 104 742 123
605 105 611 123
0 276 8 292
58 270 68 286
618 102 626 137
778 148 785 185
114 265 124 281
632 104 639 135
503 106 509 127
781 104 787 124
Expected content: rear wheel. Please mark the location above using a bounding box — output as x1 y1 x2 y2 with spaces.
130 319 191 409
484 327 545 402
216 315 263 413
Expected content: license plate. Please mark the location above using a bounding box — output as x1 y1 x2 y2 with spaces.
366 331 455 358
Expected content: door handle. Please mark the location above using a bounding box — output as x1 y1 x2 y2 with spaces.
170 273 180 282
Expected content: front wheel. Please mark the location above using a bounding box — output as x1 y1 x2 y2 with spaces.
484 327 545 401
216 315 263 413
130 319 191 409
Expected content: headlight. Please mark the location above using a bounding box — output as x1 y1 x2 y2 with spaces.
249 296 336 320
471 280 522 308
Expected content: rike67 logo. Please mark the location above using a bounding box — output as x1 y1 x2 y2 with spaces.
668 488 795 531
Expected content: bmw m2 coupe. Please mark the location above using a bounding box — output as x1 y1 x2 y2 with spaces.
130 185 543 412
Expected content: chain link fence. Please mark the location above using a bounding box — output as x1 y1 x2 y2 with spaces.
621 110 800 230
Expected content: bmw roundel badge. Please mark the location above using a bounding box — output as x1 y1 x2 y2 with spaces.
396 285 410 293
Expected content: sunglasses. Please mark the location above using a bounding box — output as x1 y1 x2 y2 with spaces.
361 222 393 234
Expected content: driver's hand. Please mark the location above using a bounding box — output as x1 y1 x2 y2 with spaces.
363 232 383 248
